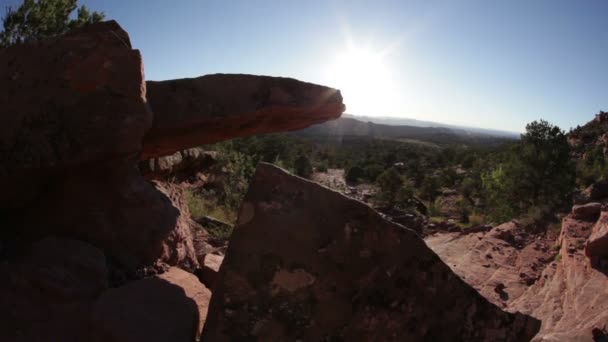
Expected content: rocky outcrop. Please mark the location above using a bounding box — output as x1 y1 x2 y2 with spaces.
428 211 608 341
571 202 602 221
0 20 344 341
0 20 150 211
142 74 345 159
425 222 554 309
203 163 540 341
585 211 608 260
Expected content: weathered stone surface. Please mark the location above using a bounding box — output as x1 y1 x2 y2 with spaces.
508 214 608 341
0 238 107 342
13 160 180 270
571 202 602 221
586 211 608 259
142 74 344 159
425 221 552 310
153 181 199 271
92 267 210 342
203 163 540 341
0 20 150 209
198 253 224 290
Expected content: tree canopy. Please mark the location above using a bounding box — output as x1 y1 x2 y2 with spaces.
1 0 104 47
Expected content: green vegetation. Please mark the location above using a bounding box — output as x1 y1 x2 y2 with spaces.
1 0 105 47
186 114 605 237
482 120 575 223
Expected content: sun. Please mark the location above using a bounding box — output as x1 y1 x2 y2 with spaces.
326 47 395 116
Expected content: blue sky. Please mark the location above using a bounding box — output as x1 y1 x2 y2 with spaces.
3 0 607 132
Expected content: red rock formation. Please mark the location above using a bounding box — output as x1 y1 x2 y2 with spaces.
0 20 345 341
425 221 554 310
0 20 150 210
142 74 345 159
92 267 210 342
428 212 608 341
586 211 608 259
203 163 540 341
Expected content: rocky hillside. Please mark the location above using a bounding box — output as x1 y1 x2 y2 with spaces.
0 20 541 341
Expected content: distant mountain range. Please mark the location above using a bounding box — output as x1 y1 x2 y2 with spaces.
294 115 518 146
342 114 521 138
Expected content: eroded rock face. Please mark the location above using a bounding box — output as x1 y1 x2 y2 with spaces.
203 163 540 341
425 221 553 310
142 74 344 159
0 20 150 210
428 212 608 341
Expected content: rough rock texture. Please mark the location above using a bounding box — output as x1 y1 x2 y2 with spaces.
509 214 608 341
203 163 540 341
153 181 200 271
92 267 210 342
0 19 345 342
571 202 602 221
0 237 108 342
425 221 554 309
585 211 608 259
428 213 608 341
142 74 345 159
0 20 150 210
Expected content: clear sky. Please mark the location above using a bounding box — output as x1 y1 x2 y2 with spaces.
3 0 607 132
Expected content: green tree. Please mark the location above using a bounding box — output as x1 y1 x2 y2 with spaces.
345 165 365 184
376 167 403 204
294 154 313 178
419 176 439 203
1 0 105 47
482 120 575 222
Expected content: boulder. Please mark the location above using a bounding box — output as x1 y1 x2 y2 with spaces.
142 74 345 159
202 163 540 341
197 253 224 290
0 238 107 342
585 211 608 259
572 202 602 221
15 161 181 271
92 267 210 342
0 20 150 209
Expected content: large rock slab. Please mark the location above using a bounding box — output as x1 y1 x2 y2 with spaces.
142 74 344 159
202 163 540 341
0 20 150 209
92 267 210 342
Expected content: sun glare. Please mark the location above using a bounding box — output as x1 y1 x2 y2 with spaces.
326 48 396 116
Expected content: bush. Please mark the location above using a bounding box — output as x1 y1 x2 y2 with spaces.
376 167 403 205
345 165 365 183
294 154 313 178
